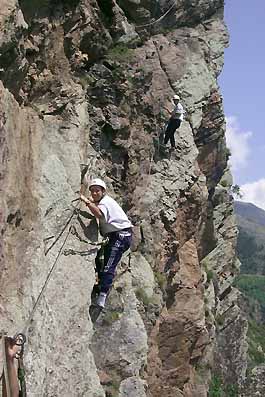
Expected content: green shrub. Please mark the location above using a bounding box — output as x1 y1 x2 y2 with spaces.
220 179 228 187
231 184 242 198
247 319 265 366
135 287 151 306
209 375 238 397
209 375 222 397
236 227 265 274
102 311 120 326
226 384 238 397
107 44 134 63
206 269 214 283
202 259 214 284
154 271 167 290
235 274 265 311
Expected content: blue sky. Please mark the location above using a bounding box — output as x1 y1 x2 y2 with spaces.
219 0 265 209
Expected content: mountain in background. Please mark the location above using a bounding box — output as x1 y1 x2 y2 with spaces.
235 201 265 228
235 201 265 275
234 201 265 369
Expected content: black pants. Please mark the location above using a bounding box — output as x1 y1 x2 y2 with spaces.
164 118 181 148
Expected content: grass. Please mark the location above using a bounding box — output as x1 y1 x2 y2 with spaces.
206 269 214 283
234 274 265 366
247 319 265 366
209 375 222 397
107 44 134 63
208 375 238 397
235 274 265 313
201 258 214 284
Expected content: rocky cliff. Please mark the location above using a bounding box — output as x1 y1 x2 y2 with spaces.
0 1 248 396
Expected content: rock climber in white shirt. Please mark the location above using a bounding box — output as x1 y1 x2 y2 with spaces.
80 178 132 309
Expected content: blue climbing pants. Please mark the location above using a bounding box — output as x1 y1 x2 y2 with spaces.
95 230 132 294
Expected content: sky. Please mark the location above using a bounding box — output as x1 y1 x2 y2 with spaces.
218 0 265 210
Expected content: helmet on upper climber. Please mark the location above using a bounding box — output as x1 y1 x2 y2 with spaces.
89 178 107 191
173 94 180 101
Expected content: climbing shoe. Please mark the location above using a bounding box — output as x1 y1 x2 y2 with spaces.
89 304 103 323
97 292 107 308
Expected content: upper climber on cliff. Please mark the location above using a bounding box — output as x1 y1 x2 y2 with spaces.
163 94 185 149
80 179 132 311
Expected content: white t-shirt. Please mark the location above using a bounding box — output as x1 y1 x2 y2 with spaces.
98 195 132 235
171 102 185 121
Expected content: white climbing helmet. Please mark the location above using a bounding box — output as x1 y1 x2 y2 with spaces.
89 178 106 191
173 94 180 100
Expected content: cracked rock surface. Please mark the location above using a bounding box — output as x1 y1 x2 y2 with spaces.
0 1 251 396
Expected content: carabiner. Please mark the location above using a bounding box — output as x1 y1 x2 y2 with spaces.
13 333 27 347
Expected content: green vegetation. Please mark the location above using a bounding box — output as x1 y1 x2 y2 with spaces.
236 227 265 274
206 269 214 283
202 258 214 284
154 271 167 290
226 384 238 397
234 275 265 366
209 375 222 397
231 184 242 198
209 375 238 397
220 179 229 187
107 44 134 63
235 201 265 371
135 287 152 306
161 25 178 34
247 320 265 366
102 311 120 326
235 274 265 315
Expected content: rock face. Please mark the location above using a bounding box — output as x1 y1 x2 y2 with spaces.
241 366 265 396
0 0 249 396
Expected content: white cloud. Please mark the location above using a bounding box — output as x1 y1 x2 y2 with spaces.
238 179 265 210
225 116 252 172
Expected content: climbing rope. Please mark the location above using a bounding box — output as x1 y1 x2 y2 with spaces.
20 156 105 333
1 156 105 393
135 1 177 29
22 201 81 334
44 200 80 256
